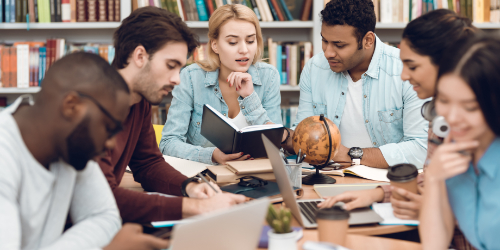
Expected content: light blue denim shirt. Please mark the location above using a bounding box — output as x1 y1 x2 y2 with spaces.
159 62 282 164
446 137 500 250
293 35 428 168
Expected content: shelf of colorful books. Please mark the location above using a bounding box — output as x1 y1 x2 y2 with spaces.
0 22 123 30
184 20 314 29
375 22 500 29
279 85 300 91
0 87 41 94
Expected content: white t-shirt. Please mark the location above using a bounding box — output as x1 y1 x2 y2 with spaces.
229 111 249 130
0 96 121 250
339 72 374 149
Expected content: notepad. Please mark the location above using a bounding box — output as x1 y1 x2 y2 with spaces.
226 159 273 175
303 164 390 182
372 203 419 226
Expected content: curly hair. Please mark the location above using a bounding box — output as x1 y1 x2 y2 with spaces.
320 0 376 50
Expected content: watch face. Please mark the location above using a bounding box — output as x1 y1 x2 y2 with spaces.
349 147 363 158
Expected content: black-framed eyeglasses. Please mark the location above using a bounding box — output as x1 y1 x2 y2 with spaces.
76 91 123 138
237 176 268 188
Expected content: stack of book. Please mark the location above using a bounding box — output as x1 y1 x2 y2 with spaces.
0 40 115 88
372 0 498 23
132 0 313 22
0 0 120 22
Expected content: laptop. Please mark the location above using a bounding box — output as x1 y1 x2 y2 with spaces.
169 198 269 250
261 134 383 229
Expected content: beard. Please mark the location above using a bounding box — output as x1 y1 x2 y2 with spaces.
135 63 172 105
66 116 98 171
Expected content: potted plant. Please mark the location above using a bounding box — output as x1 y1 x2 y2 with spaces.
266 204 298 250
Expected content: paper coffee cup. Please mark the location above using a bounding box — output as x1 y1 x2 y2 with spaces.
387 163 418 201
316 206 350 246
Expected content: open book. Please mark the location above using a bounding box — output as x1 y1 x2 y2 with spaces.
302 164 390 182
200 104 285 158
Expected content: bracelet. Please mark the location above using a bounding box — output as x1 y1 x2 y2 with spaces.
281 128 290 144
181 177 201 197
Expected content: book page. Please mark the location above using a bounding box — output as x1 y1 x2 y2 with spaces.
205 104 239 131
162 155 212 177
343 165 390 182
240 123 284 133
372 203 419 226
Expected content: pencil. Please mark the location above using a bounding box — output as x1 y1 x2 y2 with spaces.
197 173 219 194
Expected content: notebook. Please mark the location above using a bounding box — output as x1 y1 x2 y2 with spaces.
162 155 211 178
302 164 391 182
226 159 273 175
372 203 419 226
206 164 275 184
200 104 284 158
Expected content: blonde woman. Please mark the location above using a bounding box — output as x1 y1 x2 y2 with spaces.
160 4 282 165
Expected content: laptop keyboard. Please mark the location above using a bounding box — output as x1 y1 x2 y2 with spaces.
298 201 321 224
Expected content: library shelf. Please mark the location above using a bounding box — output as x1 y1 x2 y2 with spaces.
0 87 41 94
0 22 122 30
186 21 314 29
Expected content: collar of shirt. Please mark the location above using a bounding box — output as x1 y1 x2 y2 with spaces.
364 35 384 80
203 64 262 87
477 137 500 179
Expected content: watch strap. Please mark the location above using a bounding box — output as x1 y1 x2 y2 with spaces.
181 177 200 197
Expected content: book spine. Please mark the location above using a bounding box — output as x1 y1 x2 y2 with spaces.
403 0 409 22
290 44 297 86
5 0 9 23
251 0 263 21
55 0 61 21
277 0 292 20
17 45 29 88
69 0 75 21
300 0 311 21
114 0 118 21
11 47 17 88
34 0 39 21
285 44 290 85
281 45 286 84
16 0 22 22
261 0 273 21
50 0 55 21
107 0 113 21
484 0 490 21
267 0 279 21
87 0 96 21
61 0 70 21
76 0 84 21
39 47 45 85
1 48 8 88
97 0 105 21
179 0 187 20
10 0 15 22
28 0 35 22
194 0 208 20
205 0 213 15
276 44 281 85
189 0 198 21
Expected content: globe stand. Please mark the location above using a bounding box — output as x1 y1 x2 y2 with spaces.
301 114 337 185
302 166 336 185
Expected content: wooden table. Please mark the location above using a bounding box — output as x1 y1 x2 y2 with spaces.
119 172 415 236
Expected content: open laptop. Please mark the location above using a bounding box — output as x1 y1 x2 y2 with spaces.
169 198 269 250
262 134 383 229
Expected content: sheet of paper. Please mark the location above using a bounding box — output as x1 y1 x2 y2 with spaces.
372 203 419 226
240 124 283 133
163 155 212 178
344 165 390 182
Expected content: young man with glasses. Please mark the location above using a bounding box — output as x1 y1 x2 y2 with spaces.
97 6 246 224
0 52 169 250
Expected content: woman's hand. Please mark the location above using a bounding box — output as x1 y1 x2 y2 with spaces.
425 135 478 183
212 148 252 165
390 186 422 220
317 187 385 210
227 72 254 98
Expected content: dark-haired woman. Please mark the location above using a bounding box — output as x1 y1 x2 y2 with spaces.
420 33 500 250
319 11 477 248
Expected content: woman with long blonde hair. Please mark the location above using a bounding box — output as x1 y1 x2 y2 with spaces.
160 4 282 165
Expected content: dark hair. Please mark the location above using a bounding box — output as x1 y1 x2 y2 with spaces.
320 0 376 49
437 34 500 136
43 52 129 94
402 9 477 65
112 6 199 69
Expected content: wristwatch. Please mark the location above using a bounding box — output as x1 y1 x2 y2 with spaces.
181 177 202 197
348 147 363 165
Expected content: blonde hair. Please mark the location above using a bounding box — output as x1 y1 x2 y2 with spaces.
197 4 264 71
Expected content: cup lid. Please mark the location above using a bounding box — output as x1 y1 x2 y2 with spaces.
315 206 350 220
387 163 418 182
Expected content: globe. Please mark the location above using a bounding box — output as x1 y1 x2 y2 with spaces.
292 115 341 166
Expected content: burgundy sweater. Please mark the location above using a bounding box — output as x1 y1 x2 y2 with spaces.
98 98 188 224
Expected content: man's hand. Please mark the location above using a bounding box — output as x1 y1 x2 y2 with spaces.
185 181 222 198
182 193 247 218
317 187 385 210
103 223 170 250
390 186 422 220
212 148 251 165
332 144 350 162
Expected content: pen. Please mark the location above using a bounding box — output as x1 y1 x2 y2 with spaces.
296 149 302 164
299 154 306 164
197 173 219 194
